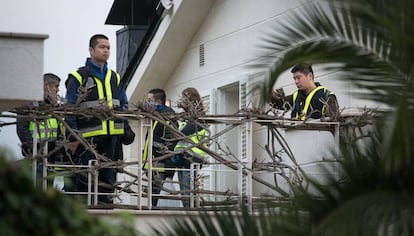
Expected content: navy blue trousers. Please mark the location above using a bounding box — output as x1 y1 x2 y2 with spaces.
74 135 118 203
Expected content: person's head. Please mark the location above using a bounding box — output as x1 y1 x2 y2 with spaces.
89 34 110 66
43 73 61 104
147 88 166 110
291 63 315 93
178 87 204 113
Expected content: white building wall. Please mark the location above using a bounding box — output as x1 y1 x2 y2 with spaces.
163 0 376 113
122 0 380 206
160 0 348 200
165 0 306 97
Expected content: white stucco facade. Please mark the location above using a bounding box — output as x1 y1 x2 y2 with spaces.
122 0 373 207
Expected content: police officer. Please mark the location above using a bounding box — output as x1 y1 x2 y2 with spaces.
272 63 339 120
174 87 207 207
142 88 177 206
65 34 129 204
16 73 65 185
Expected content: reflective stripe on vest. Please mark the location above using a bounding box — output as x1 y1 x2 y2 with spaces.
29 118 58 141
70 69 124 137
174 121 206 158
142 120 166 172
293 86 326 120
79 99 120 109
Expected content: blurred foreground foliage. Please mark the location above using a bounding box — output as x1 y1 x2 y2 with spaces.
0 149 138 236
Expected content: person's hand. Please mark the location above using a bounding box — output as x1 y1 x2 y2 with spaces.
121 125 135 145
272 87 281 100
67 141 80 155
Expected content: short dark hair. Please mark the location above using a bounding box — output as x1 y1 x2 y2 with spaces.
89 34 109 48
291 63 314 77
148 88 166 104
43 73 61 85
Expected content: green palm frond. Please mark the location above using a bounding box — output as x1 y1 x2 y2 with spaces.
279 100 413 235
253 0 414 108
152 207 310 236
156 1 414 235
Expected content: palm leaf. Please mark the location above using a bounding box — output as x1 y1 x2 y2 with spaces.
253 0 414 108
155 1 414 235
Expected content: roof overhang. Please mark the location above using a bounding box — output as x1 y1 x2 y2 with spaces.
105 0 158 25
126 0 215 104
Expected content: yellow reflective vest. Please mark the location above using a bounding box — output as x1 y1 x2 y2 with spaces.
70 69 124 138
174 120 206 158
292 85 334 120
142 120 168 172
28 118 58 142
